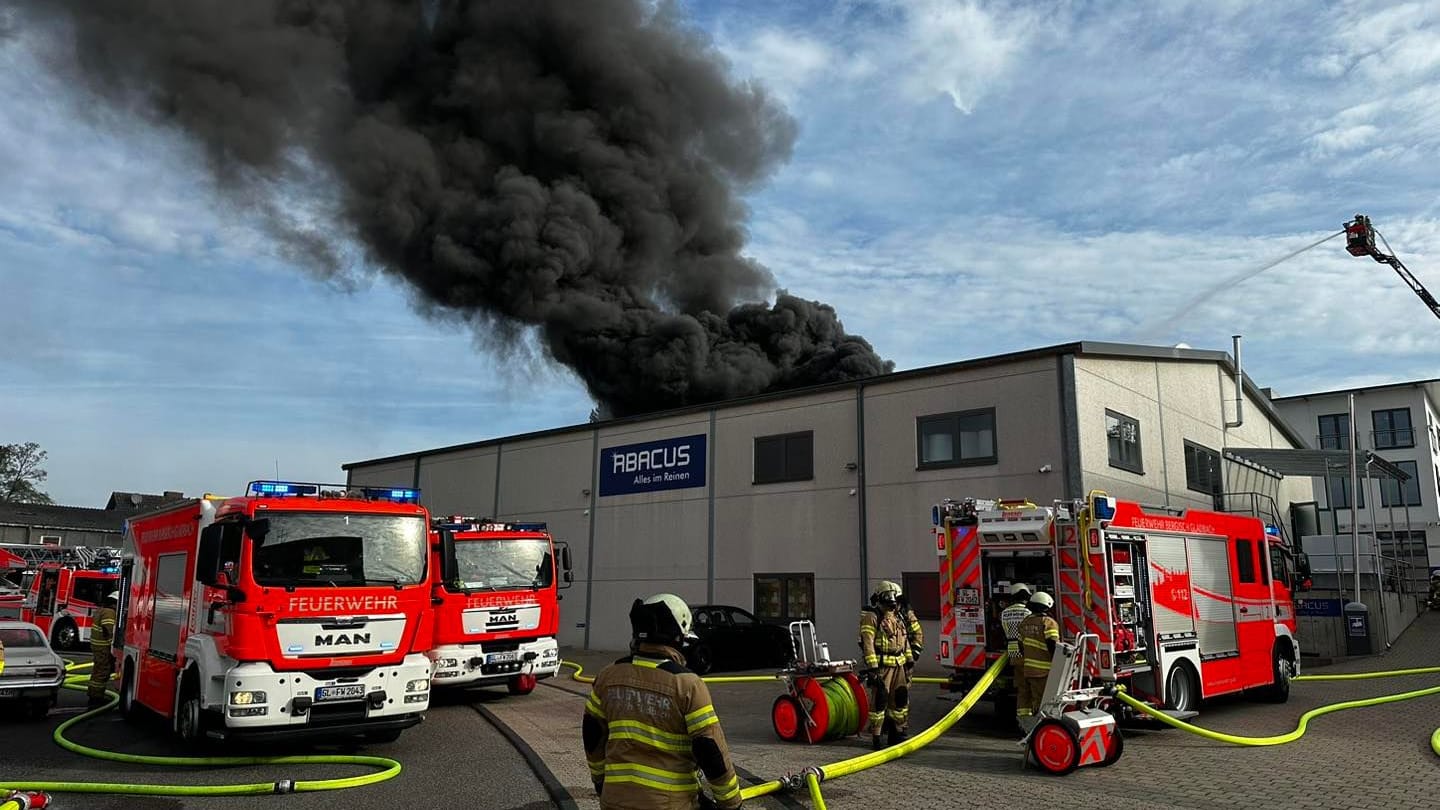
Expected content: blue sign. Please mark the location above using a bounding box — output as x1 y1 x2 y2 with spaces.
599 434 707 497
1294 598 1342 617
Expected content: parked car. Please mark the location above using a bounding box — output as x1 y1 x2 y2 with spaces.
0 620 66 720
686 605 797 676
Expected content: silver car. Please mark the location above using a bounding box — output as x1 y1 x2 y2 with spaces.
0 620 67 719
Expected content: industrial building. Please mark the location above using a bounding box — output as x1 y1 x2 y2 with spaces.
343 340 1316 652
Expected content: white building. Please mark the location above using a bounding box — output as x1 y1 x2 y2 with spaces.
1270 378 1440 579
343 340 1314 652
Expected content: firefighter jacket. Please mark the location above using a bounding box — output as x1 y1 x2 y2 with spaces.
902 608 924 662
583 642 742 810
999 602 1031 657
1017 613 1060 678
858 607 910 669
90 606 117 651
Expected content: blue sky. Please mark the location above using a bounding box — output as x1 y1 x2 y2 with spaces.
3 0 1440 507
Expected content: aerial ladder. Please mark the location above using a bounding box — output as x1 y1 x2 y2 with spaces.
1344 214 1440 320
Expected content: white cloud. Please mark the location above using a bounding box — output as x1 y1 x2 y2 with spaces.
719 28 838 105
891 0 1041 113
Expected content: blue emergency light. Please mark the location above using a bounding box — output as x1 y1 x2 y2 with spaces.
249 481 320 496
1092 495 1117 521
1264 523 1280 536
245 480 421 503
932 505 940 526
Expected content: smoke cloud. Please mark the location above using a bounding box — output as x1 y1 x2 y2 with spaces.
11 0 893 417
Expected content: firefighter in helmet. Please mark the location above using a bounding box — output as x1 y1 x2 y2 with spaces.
858 580 912 749
87 591 120 708
1015 591 1060 725
582 593 743 810
1000 582 1032 725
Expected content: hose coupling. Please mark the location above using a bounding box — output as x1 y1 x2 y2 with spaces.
273 780 296 794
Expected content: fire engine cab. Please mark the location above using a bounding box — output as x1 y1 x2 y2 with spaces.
935 492 1309 717
116 481 437 744
428 517 572 693
1 543 121 649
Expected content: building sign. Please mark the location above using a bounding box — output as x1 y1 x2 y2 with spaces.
1294 598 1342 617
599 434 707 497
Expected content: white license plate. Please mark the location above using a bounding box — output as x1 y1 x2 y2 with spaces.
0 688 15 698
314 684 367 702
487 652 519 664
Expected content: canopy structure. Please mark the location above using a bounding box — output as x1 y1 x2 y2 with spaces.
1222 448 1410 481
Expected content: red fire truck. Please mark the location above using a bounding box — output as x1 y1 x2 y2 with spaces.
934 492 1310 716
115 481 437 743
0 544 121 649
427 517 572 693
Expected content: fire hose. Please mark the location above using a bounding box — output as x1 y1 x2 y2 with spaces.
0 660 403 798
1112 664 1440 749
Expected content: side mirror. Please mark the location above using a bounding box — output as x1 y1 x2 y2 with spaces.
246 518 271 544
556 542 574 589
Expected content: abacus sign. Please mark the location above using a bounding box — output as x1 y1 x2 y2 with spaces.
599 434 707 496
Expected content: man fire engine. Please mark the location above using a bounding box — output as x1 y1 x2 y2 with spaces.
2 544 121 650
427 516 572 693
115 481 437 743
934 492 1310 717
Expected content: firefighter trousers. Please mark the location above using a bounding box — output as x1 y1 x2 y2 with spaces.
1017 674 1048 718
1011 659 1030 717
866 666 909 736
88 647 115 703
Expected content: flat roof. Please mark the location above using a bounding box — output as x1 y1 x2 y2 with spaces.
343 339 1308 469
1269 377 1440 405
1224 448 1410 480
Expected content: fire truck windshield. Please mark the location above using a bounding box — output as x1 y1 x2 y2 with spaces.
454 539 552 591
252 512 427 587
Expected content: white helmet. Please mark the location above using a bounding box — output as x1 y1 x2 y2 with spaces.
105 591 120 603
634 593 694 641
872 580 902 604
1008 582 1031 597
1029 592 1055 609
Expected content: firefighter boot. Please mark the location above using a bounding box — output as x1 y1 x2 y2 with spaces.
871 734 883 751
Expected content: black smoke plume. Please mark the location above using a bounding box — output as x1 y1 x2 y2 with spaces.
12 0 893 416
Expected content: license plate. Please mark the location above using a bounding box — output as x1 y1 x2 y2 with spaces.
0 688 14 698
314 684 367 702
487 651 519 664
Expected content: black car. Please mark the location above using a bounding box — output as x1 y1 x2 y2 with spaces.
685 605 796 675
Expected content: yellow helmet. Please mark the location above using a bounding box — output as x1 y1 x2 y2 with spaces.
871 580 901 606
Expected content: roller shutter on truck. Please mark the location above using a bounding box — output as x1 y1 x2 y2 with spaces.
1146 534 1197 639
1186 536 1238 656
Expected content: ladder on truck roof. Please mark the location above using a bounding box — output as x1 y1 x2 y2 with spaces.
0 542 121 571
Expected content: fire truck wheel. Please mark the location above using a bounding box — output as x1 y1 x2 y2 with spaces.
51 620 78 652
1164 662 1199 714
176 676 210 745
119 662 140 720
1262 648 1293 704
1028 719 1079 775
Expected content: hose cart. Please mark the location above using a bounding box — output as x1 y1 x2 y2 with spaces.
771 621 870 744
1019 633 1122 775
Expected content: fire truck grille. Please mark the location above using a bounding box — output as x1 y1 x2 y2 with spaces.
306 701 368 725
483 641 520 653
302 666 376 680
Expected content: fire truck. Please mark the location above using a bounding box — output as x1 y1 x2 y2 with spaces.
115 481 437 744
427 516 572 693
934 492 1311 717
0 543 121 648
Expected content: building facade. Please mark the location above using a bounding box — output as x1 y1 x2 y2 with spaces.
343 341 1312 653
1271 379 1440 576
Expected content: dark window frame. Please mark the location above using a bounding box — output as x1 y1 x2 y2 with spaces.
1329 475 1365 509
753 430 815 485
1183 440 1223 508
1380 460 1423 508
1317 413 1351 451
1372 408 1415 449
916 408 998 470
1234 539 1257 584
1105 409 1144 474
753 573 815 624
901 571 941 621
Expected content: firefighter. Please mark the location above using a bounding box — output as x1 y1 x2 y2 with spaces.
1015 591 1059 723
1000 582 1032 723
302 544 330 576
582 593 743 810
858 580 912 749
87 591 119 707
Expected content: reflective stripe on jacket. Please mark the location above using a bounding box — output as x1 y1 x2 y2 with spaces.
1018 614 1060 677
583 643 741 809
90 607 117 649
858 607 909 669
903 608 924 662
1000 603 1031 655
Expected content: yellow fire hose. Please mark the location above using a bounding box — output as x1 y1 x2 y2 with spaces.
1113 664 1440 748
0 660 403 797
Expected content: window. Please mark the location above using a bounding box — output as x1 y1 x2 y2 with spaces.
753 431 814 484
754 574 814 623
901 572 940 620
1258 542 1270 585
725 607 757 626
1317 413 1351 450
150 552 188 660
1270 546 1290 587
1104 409 1143 473
1328 475 1364 509
1234 539 1256 584
1380 460 1423 507
70 578 109 606
1184 441 1223 507
917 408 997 468
1373 408 1414 449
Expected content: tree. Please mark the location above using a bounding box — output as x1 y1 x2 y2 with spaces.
1 442 54 504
